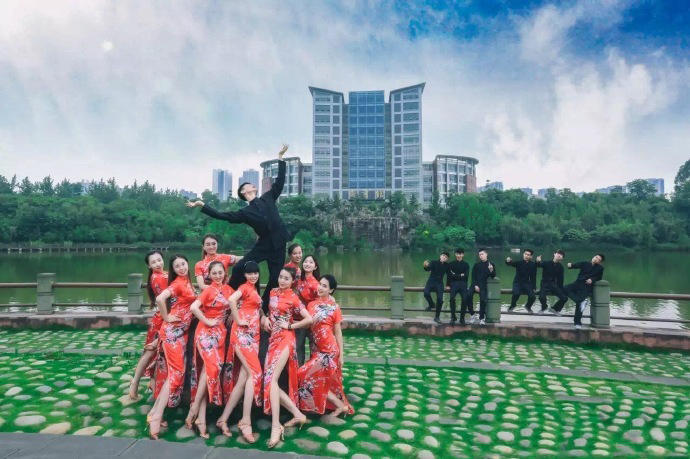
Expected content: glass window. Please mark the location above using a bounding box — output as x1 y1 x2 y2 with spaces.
358 127 366 135
315 105 330 112
332 158 339 167
395 178 402 188
395 146 401 155
394 157 401 166
366 94 375 104
315 115 330 123
333 147 340 156
368 190 375 199
394 114 401 122
315 126 330 134
394 125 401 133
376 105 383 113
359 116 367 123
367 105 375 114
333 180 340 189
403 92 419 100
349 116 357 124
394 93 401 101
403 135 419 144
366 116 374 123
403 102 419 110
376 116 383 124
332 95 340 103
332 105 340 113
333 136 340 144
394 103 401 112
332 115 340 123
403 112 419 121
375 137 383 146
376 93 384 103
376 127 384 135
403 123 419 132
394 135 401 144
367 127 375 135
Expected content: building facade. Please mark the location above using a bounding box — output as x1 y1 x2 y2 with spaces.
211 169 232 201
260 157 305 198
431 155 479 203
239 169 260 189
479 181 503 192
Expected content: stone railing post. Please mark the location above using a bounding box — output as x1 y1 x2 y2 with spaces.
127 273 143 314
36 273 56 315
390 275 404 320
486 277 501 323
591 280 610 328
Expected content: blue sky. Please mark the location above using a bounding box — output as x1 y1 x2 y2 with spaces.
0 0 688 194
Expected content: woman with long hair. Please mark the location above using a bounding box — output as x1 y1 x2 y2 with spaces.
262 266 312 448
194 234 242 290
297 275 354 417
128 250 167 400
284 243 303 285
215 261 263 443
295 254 320 365
146 254 196 439
185 261 234 438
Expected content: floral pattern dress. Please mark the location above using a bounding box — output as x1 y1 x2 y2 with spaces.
284 261 302 288
229 282 263 407
191 283 234 406
194 253 239 285
297 297 353 414
152 276 196 407
296 273 319 306
263 288 305 414
143 270 168 346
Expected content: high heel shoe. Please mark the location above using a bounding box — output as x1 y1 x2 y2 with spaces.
146 415 161 440
238 420 257 443
267 425 284 449
184 410 198 430
332 404 354 418
194 419 209 439
284 415 307 429
216 419 232 438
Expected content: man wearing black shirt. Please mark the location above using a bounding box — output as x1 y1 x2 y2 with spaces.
423 252 449 324
187 144 292 309
447 248 470 325
564 254 606 328
536 250 567 314
468 248 496 326
505 249 537 313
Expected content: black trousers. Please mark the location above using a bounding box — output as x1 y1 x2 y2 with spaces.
539 282 568 311
564 282 591 325
467 287 487 320
228 242 286 312
424 279 444 316
448 281 470 321
510 282 536 310
295 328 310 366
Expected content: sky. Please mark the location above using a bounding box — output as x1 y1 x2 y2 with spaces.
0 0 688 194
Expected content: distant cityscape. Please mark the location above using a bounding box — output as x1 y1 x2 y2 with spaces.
159 83 667 205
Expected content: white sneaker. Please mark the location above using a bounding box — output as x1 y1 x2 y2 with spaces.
479 319 486 326
579 300 588 313
470 314 479 324
574 324 582 330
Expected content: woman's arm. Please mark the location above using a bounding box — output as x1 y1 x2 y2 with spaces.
155 289 178 322
195 275 208 290
190 299 216 327
289 307 313 330
335 322 344 367
227 290 248 326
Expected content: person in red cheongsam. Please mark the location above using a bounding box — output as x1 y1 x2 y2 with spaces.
295 254 320 365
146 254 197 440
194 234 242 291
215 261 264 443
297 274 354 417
185 261 234 439
262 266 313 448
284 243 303 286
128 250 168 400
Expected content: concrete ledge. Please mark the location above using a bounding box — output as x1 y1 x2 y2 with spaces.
1 311 688 351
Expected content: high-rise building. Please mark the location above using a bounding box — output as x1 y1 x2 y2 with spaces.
431 155 479 203
644 178 664 196
239 169 260 189
518 188 533 196
479 181 503 192
260 157 305 198
309 83 425 202
179 189 198 200
211 169 232 201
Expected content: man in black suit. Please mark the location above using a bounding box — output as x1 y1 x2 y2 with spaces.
188 144 291 309
423 252 449 324
505 249 537 313
447 248 470 325
468 248 496 326
536 249 567 314
564 254 606 328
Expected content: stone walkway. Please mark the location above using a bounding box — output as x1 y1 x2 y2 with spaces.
0 432 330 458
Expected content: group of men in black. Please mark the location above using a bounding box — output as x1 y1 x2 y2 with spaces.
423 248 605 328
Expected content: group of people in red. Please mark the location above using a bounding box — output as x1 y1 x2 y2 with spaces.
127 238 353 447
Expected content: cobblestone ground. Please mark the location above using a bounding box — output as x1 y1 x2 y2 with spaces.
0 330 689 458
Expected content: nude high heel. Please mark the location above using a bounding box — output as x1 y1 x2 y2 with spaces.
267 424 284 448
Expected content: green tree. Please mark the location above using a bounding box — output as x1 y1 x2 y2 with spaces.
38 176 54 196
19 177 33 195
674 158 690 192
626 179 657 201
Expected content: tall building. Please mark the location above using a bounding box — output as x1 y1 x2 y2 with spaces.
479 181 503 192
211 169 232 201
644 178 664 196
179 189 198 200
518 188 533 196
260 157 305 198
239 169 260 189
309 83 425 202
432 155 479 203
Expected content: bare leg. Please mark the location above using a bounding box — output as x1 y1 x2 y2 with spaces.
129 348 155 399
270 347 291 428
327 391 349 416
195 397 209 438
186 367 207 428
147 378 170 439
218 367 249 423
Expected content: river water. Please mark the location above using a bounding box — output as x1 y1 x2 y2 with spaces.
1 248 688 324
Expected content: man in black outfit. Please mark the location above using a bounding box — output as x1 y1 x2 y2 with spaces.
187 144 291 309
536 250 567 315
423 252 449 324
564 254 605 328
468 248 496 326
505 249 537 313
447 248 470 325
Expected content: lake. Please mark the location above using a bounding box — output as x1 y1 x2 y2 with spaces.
1 248 688 324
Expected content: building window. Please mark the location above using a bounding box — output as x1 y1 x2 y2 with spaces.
333 115 340 123
332 158 340 167
394 135 401 144
394 114 401 122
333 180 340 188
333 95 340 103
394 157 401 166
333 126 340 135
333 136 340 144
315 105 330 113
395 146 401 155
394 125 401 133
332 105 340 113
394 103 401 112
395 169 402 177
395 178 402 188
315 126 330 134
403 123 419 132
394 93 401 101
403 102 419 110
403 135 419 144
403 92 419 100
333 147 340 156
315 137 331 145
403 112 419 121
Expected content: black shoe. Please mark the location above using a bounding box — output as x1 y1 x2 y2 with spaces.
450 319 456 326
508 305 516 311
526 308 534 314
459 320 466 326
433 316 442 324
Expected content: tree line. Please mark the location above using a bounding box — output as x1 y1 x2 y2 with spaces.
0 159 689 250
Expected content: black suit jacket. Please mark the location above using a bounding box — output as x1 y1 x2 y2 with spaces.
201 160 291 250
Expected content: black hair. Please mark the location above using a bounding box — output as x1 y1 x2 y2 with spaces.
596 253 606 262
144 250 164 307
455 248 465 254
524 248 534 255
320 274 338 292
441 251 450 258
237 182 251 201
206 260 227 283
301 254 321 281
555 249 565 256
242 260 261 293
201 233 220 259
287 243 302 257
281 266 297 282
478 248 488 253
